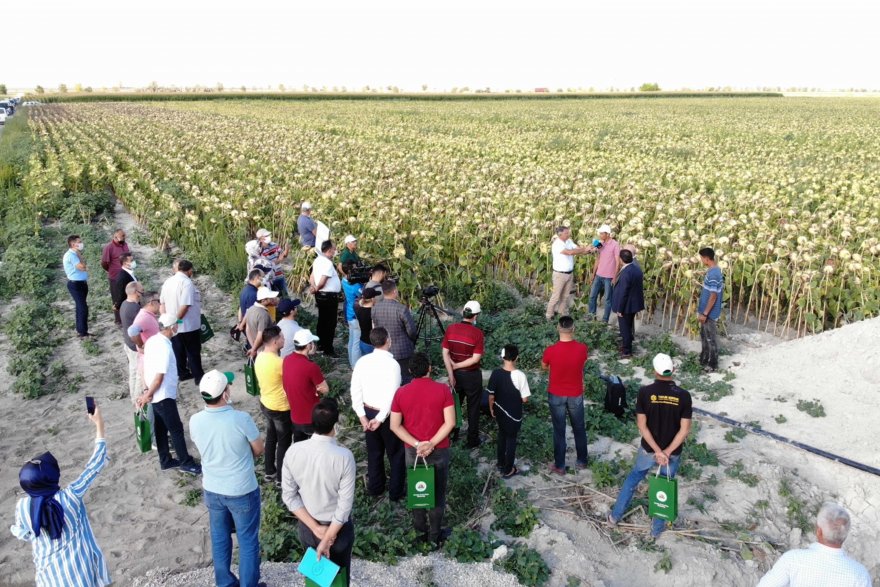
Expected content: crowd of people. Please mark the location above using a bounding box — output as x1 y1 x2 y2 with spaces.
11 212 873 587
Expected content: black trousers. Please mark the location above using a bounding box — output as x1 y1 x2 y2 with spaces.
109 278 121 324
261 405 292 477
618 312 636 355
66 280 89 335
397 356 412 386
172 329 204 384
496 417 521 474
363 407 405 500
454 369 483 446
315 292 339 354
297 520 354 587
405 446 450 543
152 398 195 468
292 422 314 443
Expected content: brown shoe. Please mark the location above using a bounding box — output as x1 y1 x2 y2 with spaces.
548 464 566 476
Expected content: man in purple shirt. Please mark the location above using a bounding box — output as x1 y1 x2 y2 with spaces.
587 224 620 323
101 229 130 325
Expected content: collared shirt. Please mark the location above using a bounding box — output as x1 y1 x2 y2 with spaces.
190 406 260 497
63 249 88 281
159 272 201 333
11 439 111 587
260 242 285 279
371 298 417 360
245 303 273 348
311 255 341 293
239 283 258 315
128 309 160 376
350 348 401 422
281 434 356 526
340 248 361 266
551 237 578 272
699 265 724 320
757 542 872 587
255 351 289 411
144 334 178 402
390 378 455 449
278 318 302 358
595 238 620 278
441 321 484 371
282 353 326 425
101 239 130 280
297 214 317 247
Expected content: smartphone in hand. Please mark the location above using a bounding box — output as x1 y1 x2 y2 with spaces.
85 396 96 415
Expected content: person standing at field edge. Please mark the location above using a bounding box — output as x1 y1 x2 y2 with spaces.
101 228 130 325
159 259 205 384
441 300 485 448
297 201 317 248
587 224 621 323
63 234 92 338
545 226 589 321
309 240 342 357
611 248 644 359
697 247 724 372
372 280 418 384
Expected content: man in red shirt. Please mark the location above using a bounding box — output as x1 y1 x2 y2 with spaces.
541 316 590 475
282 329 330 442
101 228 130 325
390 353 456 548
441 300 484 448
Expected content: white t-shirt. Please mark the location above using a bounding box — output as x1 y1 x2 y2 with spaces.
160 272 202 333
312 255 341 293
552 238 578 272
144 334 179 402
278 318 302 358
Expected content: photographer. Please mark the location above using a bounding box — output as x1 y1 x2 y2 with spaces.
309 240 341 358
372 280 417 384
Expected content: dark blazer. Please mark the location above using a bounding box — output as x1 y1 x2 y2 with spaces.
112 269 136 309
611 263 645 315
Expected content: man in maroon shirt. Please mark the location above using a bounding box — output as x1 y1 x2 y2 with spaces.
101 229 130 325
282 329 330 442
441 300 484 448
390 353 456 548
541 316 590 474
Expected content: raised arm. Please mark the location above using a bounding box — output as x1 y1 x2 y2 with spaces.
69 407 108 499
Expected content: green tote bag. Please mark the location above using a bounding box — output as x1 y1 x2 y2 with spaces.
648 464 678 522
407 456 436 510
244 358 260 396
134 409 151 453
199 315 215 344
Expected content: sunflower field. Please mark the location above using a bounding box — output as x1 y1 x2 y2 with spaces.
24 97 880 335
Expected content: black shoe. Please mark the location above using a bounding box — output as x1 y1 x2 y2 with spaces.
161 458 181 471
180 462 202 475
179 371 194 381
466 440 482 449
436 527 452 545
264 473 277 483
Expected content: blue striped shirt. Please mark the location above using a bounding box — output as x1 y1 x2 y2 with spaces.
11 439 111 587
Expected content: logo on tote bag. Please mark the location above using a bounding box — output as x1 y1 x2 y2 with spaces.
415 481 428 492
656 491 668 503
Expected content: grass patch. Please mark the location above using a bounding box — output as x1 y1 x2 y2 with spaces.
796 399 826 418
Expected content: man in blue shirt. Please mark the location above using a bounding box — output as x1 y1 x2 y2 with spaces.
697 247 724 372
297 201 317 248
341 261 364 367
63 234 91 338
190 370 265 587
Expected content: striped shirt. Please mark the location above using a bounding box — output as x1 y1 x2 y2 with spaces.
757 542 872 587
11 439 111 587
260 242 284 279
441 321 484 371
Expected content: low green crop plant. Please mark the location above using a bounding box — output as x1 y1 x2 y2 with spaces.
495 544 550 586
491 486 539 537
796 399 826 418
443 527 493 562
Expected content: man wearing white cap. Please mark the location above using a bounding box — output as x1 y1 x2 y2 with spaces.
297 202 317 248
256 228 289 297
190 370 265 587
339 235 361 268
137 313 201 475
282 329 330 442
545 226 589 321
587 224 621 323
244 286 279 357
441 301 485 448
608 353 692 539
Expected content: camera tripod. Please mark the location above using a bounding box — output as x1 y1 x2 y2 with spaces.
414 296 448 351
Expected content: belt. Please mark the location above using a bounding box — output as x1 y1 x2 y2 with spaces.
364 403 380 411
554 270 573 274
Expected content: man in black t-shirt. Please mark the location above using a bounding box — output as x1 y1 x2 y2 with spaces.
608 353 692 539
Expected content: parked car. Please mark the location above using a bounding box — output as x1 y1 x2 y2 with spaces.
0 109 7 124
0 101 13 116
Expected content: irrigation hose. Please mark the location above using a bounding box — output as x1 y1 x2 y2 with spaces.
691 407 880 478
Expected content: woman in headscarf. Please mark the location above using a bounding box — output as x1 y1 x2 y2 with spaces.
11 405 111 587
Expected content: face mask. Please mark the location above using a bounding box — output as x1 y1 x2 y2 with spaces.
75 243 84 251
129 261 137 269
225 391 233 407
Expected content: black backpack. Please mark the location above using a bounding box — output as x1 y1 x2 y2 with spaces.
603 375 628 419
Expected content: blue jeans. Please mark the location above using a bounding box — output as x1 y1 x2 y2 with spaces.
67 280 89 335
548 394 589 469
271 276 288 298
204 488 262 587
588 276 614 322
359 341 374 356
347 318 362 367
611 447 681 536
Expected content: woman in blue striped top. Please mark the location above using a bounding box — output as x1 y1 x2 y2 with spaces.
10 405 111 587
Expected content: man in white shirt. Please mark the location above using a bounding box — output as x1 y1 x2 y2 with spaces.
757 502 872 587
160 259 204 384
136 313 201 475
349 327 405 501
309 240 341 357
545 226 589 320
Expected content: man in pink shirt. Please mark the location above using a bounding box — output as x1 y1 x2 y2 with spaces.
128 291 162 395
101 229 130 325
587 224 621 323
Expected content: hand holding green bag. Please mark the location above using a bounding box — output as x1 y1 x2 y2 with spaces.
244 357 260 396
648 464 678 522
407 455 436 510
134 409 151 453
200 315 214 344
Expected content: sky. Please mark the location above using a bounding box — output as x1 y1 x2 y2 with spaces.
4 0 879 91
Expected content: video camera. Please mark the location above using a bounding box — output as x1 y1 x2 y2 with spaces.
347 263 372 285
420 285 440 300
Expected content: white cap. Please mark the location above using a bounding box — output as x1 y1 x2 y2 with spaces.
343 234 357 245
463 300 481 315
255 228 271 239
256 286 279 301
245 239 261 257
293 329 320 346
598 224 612 235
652 353 675 377
301 201 312 210
200 370 234 399
158 313 179 329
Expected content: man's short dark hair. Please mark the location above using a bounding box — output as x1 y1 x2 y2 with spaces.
248 269 264 281
502 344 520 362
369 327 389 348
409 352 430 378
178 259 194 272
321 239 334 253
699 247 715 261
262 325 282 346
120 253 133 264
67 235 80 247
381 280 397 295
371 264 388 276
204 394 224 406
144 290 160 304
558 316 574 331
555 226 570 235
619 249 634 264
312 397 339 435
342 260 356 276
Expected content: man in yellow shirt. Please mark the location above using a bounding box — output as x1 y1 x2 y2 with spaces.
254 325 290 486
